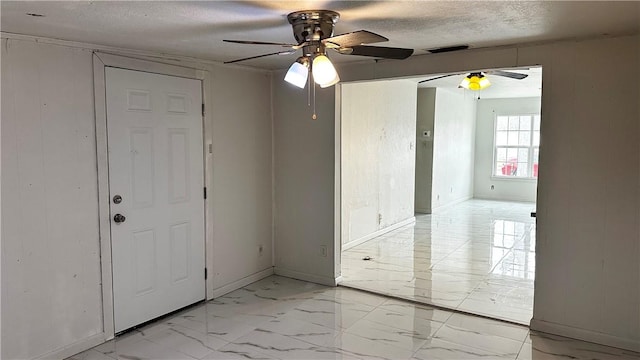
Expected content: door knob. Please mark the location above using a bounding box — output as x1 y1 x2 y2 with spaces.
113 214 126 223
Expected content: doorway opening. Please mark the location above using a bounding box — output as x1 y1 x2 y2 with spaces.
338 67 542 325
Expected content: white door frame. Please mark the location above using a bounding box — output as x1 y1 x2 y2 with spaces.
93 52 213 340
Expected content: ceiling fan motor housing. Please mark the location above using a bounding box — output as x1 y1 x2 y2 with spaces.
224 9 413 64
288 10 340 44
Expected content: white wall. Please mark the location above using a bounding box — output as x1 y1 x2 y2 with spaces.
415 88 436 213
273 34 640 351
527 37 639 351
272 76 337 285
341 80 417 247
1 39 103 360
207 61 274 295
431 88 477 210
1 37 274 359
474 97 541 202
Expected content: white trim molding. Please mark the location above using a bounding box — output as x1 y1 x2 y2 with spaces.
530 319 640 353
274 267 341 287
431 195 473 212
342 217 416 251
93 53 115 341
210 267 275 298
35 333 107 360
333 83 343 287
2 32 218 68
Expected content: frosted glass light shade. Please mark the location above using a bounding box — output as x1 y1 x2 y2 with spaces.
319 72 340 88
312 55 340 87
479 77 491 89
460 73 491 91
284 61 309 88
459 77 471 89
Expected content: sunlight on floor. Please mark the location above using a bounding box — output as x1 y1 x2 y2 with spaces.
341 199 536 324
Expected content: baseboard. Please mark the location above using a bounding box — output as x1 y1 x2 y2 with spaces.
530 319 640 353
211 267 274 298
431 196 472 212
473 195 536 203
274 267 340 286
35 332 106 360
342 217 416 251
415 208 431 214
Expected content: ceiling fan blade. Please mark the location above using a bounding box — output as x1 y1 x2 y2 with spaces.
342 45 414 60
223 39 297 47
323 30 388 48
418 73 461 83
486 70 529 80
224 50 296 64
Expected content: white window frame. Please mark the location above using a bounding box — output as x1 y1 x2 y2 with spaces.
491 113 540 181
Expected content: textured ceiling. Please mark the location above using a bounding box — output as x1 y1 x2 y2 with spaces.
1 1 639 70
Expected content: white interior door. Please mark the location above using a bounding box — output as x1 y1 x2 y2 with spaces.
105 67 205 333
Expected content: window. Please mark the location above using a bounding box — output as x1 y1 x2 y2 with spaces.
494 114 540 178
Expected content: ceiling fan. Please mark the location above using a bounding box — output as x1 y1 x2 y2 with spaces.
419 70 528 90
223 10 414 89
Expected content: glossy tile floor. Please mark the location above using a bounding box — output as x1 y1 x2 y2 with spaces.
68 276 639 360
341 200 536 324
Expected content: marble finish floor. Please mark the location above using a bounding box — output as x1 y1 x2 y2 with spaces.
341 199 537 324
69 275 639 360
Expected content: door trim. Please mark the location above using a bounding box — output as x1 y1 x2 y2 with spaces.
93 52 212 341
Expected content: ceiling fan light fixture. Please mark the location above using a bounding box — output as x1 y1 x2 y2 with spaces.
284 57 309 89
460 73 491 91
312 54 340 88
319 73 340 88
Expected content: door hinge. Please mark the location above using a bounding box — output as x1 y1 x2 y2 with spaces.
204 268 208 280
202 103 205 117
204 187 207 199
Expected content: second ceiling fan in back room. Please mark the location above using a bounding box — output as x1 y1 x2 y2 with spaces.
419 70 529 91
224 9 414 92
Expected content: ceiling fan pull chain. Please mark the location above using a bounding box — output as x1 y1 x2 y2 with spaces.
312 79 317 120
308 71 312 107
